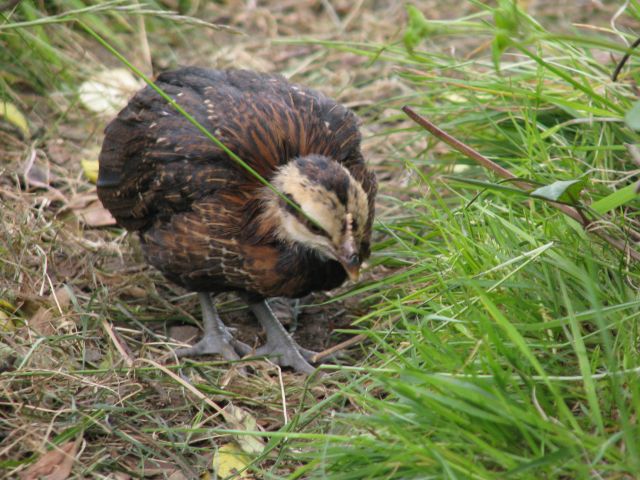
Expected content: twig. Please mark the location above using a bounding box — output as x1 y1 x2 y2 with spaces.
101 319 134 368
612 35 640 81
276 365 288 425
311 333 367 363
402 106 640 263
139 358 225 415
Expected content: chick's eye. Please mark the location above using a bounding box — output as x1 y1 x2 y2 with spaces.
309 223 323 235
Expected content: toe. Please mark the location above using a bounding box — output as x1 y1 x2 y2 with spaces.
254 344 317 375
175 335 240 361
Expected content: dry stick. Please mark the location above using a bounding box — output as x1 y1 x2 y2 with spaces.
612 35 640 82
311 333 367 363
402 106 640 263
101 319 134 368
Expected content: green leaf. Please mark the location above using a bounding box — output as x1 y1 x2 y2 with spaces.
624 101 640 131
530 179 586 204
494 1 518 33
403 5 434 52
492 32 510 71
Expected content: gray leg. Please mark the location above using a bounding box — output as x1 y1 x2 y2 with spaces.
249 299 317 375
176 292 249 361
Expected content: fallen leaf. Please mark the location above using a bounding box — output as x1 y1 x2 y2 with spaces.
23 149 59 188
122 286 148 299
22 149 66 202
221 405 265 455
20 438 80 480
169 325 199 344
67 192 100 210
212 444 252 479
75 200 116 227
29 307 56 336
29 287 73 336
166 471 189 480
81 159 99 184
0 101 29 138
79 69 143 117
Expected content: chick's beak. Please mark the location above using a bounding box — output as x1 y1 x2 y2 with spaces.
337 237 361 282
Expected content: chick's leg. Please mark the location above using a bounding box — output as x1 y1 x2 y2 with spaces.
249 299 317 375
176 292 249 360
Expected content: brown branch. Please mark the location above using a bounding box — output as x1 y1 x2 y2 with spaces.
311 333 367 363
612 36 640 82
402 106 640 263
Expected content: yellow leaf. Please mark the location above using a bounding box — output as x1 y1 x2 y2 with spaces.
0 299 15 312
0 101 29 138
221 405 265 455
212 444 251 479
0 309 16 332
81 159 99 184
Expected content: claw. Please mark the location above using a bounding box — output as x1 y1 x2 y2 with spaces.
176 334 240 361
175 292 249 362
248 299 320 375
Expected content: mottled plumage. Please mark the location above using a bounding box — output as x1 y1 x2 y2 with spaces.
98 67 377 373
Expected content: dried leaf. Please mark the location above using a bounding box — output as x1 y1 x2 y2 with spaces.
20 439 80 480
221 405 265 455
79 69 144 117
81 159 99 184
0 101 29 138
166 471 189 480
75 200 116 227
29 287 73 336
22 150 66 202
23 150 59 189
212 444 252 479
169 325 199 344
67 192 100 210
30 306 56 336
122 286 148 299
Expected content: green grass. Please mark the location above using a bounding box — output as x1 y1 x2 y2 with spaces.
2 1 640 479
281 3 640 478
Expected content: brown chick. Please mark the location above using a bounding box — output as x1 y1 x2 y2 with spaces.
97 67 377 374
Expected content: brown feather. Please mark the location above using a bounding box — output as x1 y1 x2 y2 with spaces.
98 67 376 299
